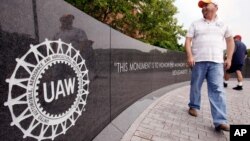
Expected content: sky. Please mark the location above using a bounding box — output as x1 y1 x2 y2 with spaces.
174 0 250 49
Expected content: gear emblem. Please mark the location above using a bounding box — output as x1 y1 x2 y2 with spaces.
4 39 90 140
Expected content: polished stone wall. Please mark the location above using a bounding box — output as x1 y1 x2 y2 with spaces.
243 58 250 78
2 0 246 141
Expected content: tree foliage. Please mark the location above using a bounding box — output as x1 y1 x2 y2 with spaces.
247 49 250 57
65 0 186 51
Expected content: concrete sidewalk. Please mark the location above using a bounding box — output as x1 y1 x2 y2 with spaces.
121 79 250 141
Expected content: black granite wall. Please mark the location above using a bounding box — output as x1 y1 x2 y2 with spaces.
242 58 250 78
1 0 247 141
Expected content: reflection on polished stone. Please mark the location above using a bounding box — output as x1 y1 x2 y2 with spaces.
5 0 250 141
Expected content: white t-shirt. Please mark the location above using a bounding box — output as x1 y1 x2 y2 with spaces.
186 18 232 63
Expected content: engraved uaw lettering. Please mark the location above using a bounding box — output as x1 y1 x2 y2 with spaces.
43 77 76 103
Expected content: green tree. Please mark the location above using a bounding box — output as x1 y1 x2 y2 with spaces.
65 0 186 51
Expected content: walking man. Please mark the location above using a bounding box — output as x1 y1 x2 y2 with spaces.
185 0 235 131
224 35 248 90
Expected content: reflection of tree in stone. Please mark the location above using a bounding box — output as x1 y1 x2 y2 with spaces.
53 14 96 80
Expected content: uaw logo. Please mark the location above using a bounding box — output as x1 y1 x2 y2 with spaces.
4 39 90 140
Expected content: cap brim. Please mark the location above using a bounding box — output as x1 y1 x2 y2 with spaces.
198 1 207 8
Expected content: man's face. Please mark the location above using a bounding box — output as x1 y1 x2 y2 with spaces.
61 20 73 29
202 3 218 19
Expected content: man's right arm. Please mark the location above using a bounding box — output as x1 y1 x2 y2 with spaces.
185 37 195 68
224 37 235 70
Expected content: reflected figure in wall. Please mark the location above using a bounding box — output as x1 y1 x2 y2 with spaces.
53 14 96 80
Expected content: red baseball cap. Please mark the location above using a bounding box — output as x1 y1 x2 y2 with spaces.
234 35 242 41
198 0 218 8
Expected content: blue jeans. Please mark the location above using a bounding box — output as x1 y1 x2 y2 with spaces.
188 62 227 127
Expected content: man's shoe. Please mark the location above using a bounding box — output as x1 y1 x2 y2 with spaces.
233 85 243 90
223 82 228 88
188 108 198 117
215 124 230 132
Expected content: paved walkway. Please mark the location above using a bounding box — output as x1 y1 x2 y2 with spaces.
121 79 250 141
